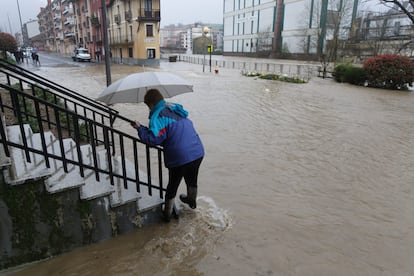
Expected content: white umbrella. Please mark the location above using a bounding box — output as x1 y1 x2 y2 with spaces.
96 71 193 105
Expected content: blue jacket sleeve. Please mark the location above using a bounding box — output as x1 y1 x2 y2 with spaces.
137 125 166 146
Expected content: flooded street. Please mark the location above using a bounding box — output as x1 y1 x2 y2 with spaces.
5 58 414 275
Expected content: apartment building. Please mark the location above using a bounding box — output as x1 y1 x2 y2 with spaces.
106 0 160 65
223 0 359 58
37 0 160 66
350 6 414 58
160 23 223 55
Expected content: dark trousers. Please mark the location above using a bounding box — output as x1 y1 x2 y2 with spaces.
165 157 203 199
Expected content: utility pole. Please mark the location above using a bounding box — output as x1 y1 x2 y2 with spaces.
7 14 13 34
101 0 111 86
16 0 24 44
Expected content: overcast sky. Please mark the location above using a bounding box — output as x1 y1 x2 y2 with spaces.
1 0 392 35
0 0 224 34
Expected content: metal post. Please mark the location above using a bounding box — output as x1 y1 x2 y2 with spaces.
209 45 212 72
101 0 111 86
16 0 24 43
203 40 206 73
202 27 209 73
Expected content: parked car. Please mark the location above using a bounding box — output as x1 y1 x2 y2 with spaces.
72 48 91 62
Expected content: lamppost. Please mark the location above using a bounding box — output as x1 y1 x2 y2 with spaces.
101 0 111 86
16 0 24 44
202 26 209 73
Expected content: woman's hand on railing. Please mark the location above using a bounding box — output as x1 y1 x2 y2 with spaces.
130 121 141 129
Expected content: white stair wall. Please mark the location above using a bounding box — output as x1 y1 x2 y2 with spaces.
2 123 163 211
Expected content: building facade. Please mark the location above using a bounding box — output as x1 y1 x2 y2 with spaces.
349 5 414 59
223 0 360 59
36 0 160 65
160 23 223 55
106 0 160 65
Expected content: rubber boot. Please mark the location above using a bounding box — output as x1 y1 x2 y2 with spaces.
163 198 174 222
179 187 197 209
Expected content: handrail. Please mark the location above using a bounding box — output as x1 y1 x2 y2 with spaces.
0 59 115 117
0 61 166 199
0 60 142 154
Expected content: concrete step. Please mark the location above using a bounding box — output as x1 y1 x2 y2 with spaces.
79 146 115 200
4 124 51 185
110 156 163 210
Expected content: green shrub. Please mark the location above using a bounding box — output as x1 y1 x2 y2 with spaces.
344 67 366 85
363 54 414 90
333 63 353 83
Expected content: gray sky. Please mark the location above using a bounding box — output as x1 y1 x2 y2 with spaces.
1 0 47 34
0 0 224 35
160 0 223 26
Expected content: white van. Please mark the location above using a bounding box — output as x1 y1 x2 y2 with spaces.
72 48 91 62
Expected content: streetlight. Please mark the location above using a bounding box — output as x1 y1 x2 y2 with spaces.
202 26 209 73
101 0 111 86
16 0 24 44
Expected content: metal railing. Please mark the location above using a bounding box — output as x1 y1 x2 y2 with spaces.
137 9 160 21
0 60 166 199
179 55 321 80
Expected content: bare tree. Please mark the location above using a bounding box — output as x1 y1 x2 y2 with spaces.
362 14 390 55
378 0 414 54
256 25 273 56
379 0 414 23
299 0 323 55
324 0 358 61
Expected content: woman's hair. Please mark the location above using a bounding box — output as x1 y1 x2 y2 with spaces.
144 89 164 106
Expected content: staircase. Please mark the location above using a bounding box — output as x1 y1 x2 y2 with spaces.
0 60 166 270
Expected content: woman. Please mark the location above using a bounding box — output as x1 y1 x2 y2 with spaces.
131 89 204 222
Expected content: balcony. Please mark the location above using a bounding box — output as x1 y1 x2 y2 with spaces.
109 34 134 46
54 24 62 30
64 18 75 25
62 7 73 15
65 30 75 37
83 20 90 28
137 9 160 22
54 14 61 21
125 10 132 22
90 16 100 27
81 6 88 14
114 14 121 24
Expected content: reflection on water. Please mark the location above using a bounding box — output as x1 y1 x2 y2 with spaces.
6 60 414 275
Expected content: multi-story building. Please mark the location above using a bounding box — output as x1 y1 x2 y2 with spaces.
159 23 224 55
37 0 161 65
349 4 414 59
38 1 55 52
22 20 41 48
51 0 64 53
106 0 160 66
223 0 360 59
61 0 76 53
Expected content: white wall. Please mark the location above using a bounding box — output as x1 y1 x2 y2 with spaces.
26 20 40 39
223 0 276 53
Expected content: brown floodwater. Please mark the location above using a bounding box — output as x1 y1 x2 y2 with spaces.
3 58 414 276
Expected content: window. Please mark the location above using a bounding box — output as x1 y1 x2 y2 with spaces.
145 0 152 11
146 24 154 37
129 26 133 41
128 47 133 58
147 48 155 59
